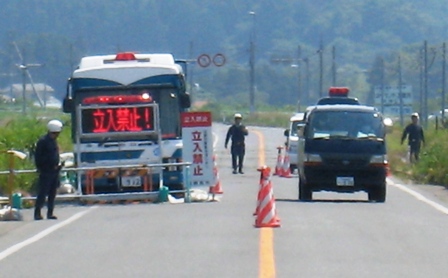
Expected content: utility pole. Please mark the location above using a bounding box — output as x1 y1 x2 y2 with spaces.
21 66 26 114
398 55 404 126
189 41 195 100
249 11 256 114
424 40 428 127
380 57 385 114
332 45 336 86
419 47 423 120
270 46 307 109
17 64 42 115
297 45 302 110
442 42 446 124
319 39 324 97
304 58 310 106
13 42 43 114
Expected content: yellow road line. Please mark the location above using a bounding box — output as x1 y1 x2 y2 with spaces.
252 129 276 278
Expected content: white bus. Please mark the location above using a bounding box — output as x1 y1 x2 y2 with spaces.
63 52 191 194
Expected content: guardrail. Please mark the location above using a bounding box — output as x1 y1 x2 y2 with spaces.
0 161 193 204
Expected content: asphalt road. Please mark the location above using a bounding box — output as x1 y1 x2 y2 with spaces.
2 123 448 277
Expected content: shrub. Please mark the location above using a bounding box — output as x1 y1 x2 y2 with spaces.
0 113 72 195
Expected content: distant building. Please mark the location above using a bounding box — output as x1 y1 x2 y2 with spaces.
0 83 60 108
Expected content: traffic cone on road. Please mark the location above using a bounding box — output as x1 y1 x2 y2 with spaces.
254 166 281 228
209 154 223 194
253 166 266 216
273 146 284 176
281 148 292 178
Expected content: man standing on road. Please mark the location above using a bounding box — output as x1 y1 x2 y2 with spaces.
225 113 248 174
34 119 63 220
401 113 425 163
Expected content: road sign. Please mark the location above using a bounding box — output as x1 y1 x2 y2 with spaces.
197 54 211 67
374 85 413 116
213 53 226 67
181 111 214 188
197 53 226 67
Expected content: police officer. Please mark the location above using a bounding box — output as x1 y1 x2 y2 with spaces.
225 113 248 174
34 119 63 220
401 113 425 163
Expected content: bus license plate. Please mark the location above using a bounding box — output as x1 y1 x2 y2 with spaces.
121 176 142 187
336 177 354 186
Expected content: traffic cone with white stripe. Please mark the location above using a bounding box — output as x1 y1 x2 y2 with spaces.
281 148 292 178
253 166 266 216
209 154 223 194
254 166 281 228
274 146 284 176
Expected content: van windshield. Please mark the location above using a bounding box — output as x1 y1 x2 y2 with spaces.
308 110 384 140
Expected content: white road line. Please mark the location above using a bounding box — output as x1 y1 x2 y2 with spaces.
388 178 448 215
0 206 98 262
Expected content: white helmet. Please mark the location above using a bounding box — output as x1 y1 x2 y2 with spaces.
411 112 419 119
234 113 242 119
47 120 63 132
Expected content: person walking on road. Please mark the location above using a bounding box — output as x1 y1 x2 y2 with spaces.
401 113 425 163
225 113 248 174
34 119 63 220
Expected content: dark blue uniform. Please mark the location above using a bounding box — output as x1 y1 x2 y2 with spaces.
225 124 248 173
34 133 60 219
401 123 425 162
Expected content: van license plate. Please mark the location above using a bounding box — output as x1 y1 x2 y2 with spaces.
121 176 142 187
336 177 354 186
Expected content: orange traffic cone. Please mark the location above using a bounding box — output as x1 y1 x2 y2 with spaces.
281 148 292 178
273 146 284 176
253 166 266 216
210 154 223 194
254 166 281 228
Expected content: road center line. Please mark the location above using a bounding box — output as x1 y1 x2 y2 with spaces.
0 206 98 262
388 178 448 215
252 129 276 278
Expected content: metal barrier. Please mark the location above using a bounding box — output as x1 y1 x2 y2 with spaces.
0 161 192 204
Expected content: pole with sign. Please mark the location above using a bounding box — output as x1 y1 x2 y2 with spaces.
181 112 214 191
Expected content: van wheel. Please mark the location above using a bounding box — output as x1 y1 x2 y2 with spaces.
298 176 312 201
368 184 386 203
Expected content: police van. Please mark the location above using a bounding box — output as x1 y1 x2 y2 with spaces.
284 87 360 172
297 88 391 202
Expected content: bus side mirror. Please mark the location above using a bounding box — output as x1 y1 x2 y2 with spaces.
284 129 290 137
180 92 191 109
62 98 74 113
